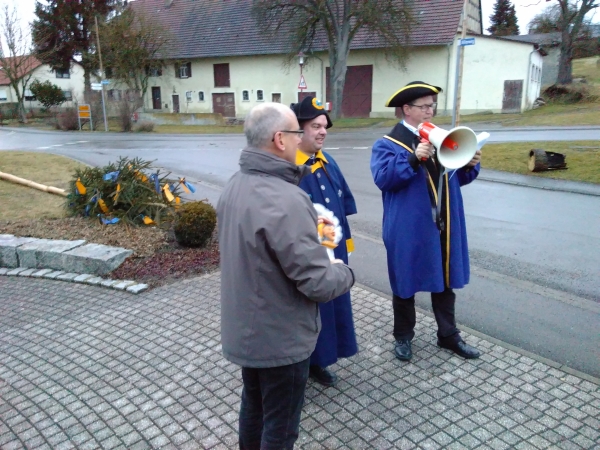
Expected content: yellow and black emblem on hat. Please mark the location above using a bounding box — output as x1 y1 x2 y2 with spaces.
290 96 333 128
385 81 442 108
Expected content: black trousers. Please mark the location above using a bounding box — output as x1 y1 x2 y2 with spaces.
392 288 460 345
239 357 310 450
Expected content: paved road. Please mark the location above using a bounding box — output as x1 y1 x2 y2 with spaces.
1 126 599 377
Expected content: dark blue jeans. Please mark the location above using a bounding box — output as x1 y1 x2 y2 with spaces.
239 357 310 450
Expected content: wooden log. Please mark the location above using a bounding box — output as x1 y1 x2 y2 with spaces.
0 171 68 197
528 149 567 172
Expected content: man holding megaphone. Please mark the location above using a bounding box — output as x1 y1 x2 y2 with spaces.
370 81 481 362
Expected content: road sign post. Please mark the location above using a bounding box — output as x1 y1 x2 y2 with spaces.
298 74 307 91
78 104 92 131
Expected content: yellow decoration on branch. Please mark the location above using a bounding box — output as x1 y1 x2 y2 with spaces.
163 183 175 202
75 177 87 195
98 199 109 214
114 183 121 203
142 215 155 225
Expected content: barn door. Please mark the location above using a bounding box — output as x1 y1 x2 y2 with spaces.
502 80 523 113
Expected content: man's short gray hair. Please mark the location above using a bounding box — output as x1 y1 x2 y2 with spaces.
244 103 292 148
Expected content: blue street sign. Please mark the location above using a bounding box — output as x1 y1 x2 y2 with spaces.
101 80 110 85
459 37 475 46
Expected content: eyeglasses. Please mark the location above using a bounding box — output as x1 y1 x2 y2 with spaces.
272 129 304 141
409 103 437 112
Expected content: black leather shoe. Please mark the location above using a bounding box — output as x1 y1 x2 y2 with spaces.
309 365 338 387
394 339 413 361
437 339 481 359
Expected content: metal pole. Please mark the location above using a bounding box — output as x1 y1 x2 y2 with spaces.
452 0 469 128
95 15 109 132
451 45 461 128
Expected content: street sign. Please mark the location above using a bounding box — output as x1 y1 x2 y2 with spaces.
101 80 110 85
78 104 91 118
298 74 307 90
459 37 475 46
91 83 102 91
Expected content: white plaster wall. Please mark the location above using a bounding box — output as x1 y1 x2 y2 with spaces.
0 64 85 108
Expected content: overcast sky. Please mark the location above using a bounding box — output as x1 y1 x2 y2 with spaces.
1 0 598 47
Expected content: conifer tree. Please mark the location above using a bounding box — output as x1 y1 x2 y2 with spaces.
488 0 520 36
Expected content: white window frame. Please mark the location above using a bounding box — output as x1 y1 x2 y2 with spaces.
242 90 249 102
62 90 72 101
256 89 264 101
179 65 189 79
271 92 282 103
0 89 7 101
198 91 205 102
185 91 193 102
55 68 70 79
24 89 35 101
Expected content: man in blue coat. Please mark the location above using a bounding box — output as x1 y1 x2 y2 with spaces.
291 96 358 386
370 81 482 361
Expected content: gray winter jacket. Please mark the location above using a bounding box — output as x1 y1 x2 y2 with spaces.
217 147 355 368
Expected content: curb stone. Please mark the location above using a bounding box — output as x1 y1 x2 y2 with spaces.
0 266 150 295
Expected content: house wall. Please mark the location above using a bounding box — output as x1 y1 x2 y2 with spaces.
0 64 84 109
142 37 538 119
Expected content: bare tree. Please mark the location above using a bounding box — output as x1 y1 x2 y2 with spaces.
0 4 35 123
100 7 172 103
529 0 598 84
253 0 412 119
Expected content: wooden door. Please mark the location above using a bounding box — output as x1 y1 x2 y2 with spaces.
326 65 373 117
212 93 236 117
152 87 161 110
172 94 180 113
298 91 316 102
502 80 523 113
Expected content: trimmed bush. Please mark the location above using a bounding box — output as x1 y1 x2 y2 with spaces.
543 83 598 104
173 200 217 248
65 156 184 225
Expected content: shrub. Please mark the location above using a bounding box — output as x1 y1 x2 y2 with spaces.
134 121 155 132
58 108 79 130
543 83 598 104
65 156 184 225
173 200 217 248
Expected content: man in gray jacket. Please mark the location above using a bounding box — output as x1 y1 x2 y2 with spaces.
217 102 355 450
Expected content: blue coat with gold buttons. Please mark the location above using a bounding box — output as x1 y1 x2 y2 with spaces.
297 149 358 367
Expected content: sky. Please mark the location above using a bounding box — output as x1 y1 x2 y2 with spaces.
0 0 597 45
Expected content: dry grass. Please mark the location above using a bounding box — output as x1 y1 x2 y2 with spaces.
0 151 87 220
482 140 600 184
154 124 244 134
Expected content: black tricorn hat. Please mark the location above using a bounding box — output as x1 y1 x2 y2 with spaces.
385 81 442 108
290 96 333 129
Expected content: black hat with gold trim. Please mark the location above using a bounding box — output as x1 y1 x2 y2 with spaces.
290 96 333 128
385 81 442 108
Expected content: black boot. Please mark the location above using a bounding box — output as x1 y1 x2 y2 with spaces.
309 365 338 387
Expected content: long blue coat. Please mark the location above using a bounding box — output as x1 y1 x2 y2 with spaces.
297 149 358 367
370 123 479 299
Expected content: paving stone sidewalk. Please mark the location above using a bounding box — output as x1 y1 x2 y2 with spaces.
0 273 598 450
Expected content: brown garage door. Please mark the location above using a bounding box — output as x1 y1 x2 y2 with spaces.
326 65 373 117
212 93 236 118
502 80 523 113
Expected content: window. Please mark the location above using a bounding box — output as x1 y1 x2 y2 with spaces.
256 90 264 101
175 62 192 79
242 90 249 101
0 89 7 101
186 91 192 102
108 89 121 101
149 67 162 77
24 89 36 101
198 91 205 102
213 63 230 87
55 68 70 79
272 93 281 103
62 90 72 101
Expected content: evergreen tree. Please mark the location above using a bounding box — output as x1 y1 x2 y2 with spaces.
488 0 520 36
31 0 124 99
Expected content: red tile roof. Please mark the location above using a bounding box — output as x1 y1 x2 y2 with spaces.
0 56 43 85
131 0 466 60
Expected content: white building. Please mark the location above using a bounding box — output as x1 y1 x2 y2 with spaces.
132 0 543 119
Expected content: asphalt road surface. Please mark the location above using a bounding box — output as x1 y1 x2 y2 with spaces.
1 125 599 378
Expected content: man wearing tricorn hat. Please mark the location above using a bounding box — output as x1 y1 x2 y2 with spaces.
291 96 358 386
370 81 482 361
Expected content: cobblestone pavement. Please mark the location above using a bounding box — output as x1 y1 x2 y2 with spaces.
1 273 599 450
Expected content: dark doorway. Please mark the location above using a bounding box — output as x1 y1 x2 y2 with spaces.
502 80 523 113
152 87 161 110
326 65 373 117
172 94 180 113
298 91 317 102
212 93 236 117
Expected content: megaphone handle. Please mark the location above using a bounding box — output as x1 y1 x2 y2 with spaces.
419 138 429 161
